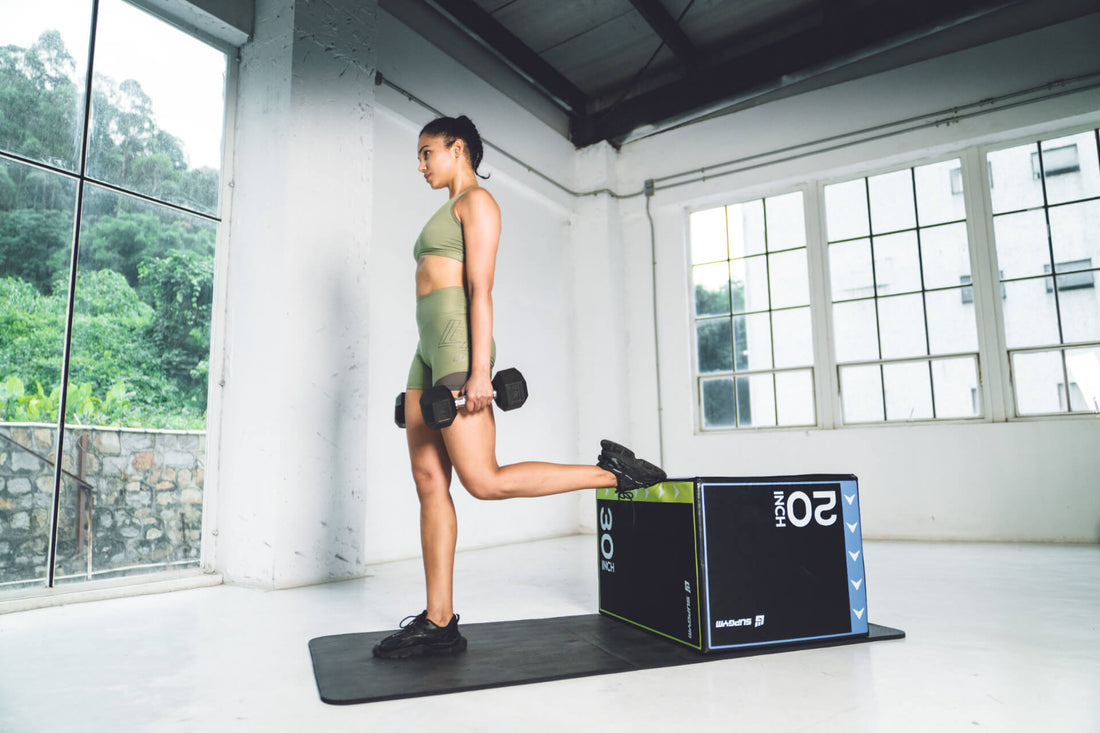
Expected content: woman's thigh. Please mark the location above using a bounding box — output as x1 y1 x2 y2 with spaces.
440 404 499 496
405 388 453 494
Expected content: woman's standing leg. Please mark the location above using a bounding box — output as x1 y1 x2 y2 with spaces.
405 387 458 627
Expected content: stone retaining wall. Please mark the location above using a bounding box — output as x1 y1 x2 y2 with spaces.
0 424 205 585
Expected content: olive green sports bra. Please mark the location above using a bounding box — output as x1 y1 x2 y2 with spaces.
413 190 469 262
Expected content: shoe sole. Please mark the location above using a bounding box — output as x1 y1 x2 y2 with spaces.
372 635 468 660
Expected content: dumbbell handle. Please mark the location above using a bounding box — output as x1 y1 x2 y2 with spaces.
452 391 496 409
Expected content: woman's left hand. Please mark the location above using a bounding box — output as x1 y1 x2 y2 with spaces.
461 372 495 414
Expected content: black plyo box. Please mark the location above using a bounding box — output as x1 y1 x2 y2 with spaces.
596 475 869 653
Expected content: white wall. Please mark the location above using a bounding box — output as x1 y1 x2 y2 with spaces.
211 5 1100 593
616 15 1100 543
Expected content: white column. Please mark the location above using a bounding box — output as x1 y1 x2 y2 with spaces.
212 0 378 588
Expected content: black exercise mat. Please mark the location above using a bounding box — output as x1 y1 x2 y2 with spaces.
309 614 904 705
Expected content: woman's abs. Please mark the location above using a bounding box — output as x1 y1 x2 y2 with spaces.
415 255 465 298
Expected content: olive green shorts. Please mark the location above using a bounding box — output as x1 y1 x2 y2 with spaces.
407 286 496 391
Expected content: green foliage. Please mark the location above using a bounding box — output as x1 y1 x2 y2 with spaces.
0 31 218 430
0 374 135 426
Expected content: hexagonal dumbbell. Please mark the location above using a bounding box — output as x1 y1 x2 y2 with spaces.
418 367 528 430
395 392 407 429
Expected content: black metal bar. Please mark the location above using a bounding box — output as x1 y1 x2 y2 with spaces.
428 0 588 114
47 0 100 588
909 167 938 419
863 178 889 421
1034 140 1075 413
0 150 222 224
628 0 700 68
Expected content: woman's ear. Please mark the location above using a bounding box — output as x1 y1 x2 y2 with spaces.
451 137 467 162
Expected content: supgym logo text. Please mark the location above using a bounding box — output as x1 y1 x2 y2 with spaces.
715 614 765 629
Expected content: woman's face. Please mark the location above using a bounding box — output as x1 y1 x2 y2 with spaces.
417 133 460 189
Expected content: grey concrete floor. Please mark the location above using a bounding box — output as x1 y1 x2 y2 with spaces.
1 536 1098 732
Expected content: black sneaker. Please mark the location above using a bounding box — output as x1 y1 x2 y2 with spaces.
598 439 667 499
371 611 468 659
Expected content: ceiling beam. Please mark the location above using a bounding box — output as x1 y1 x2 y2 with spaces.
572 0 1019 147
429 0 588 115
628 0 700 68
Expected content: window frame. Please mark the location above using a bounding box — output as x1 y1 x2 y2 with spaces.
979 125 1100 419
686 185 822 432
683 120 1100 434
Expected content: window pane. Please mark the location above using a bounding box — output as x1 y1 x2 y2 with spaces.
921 223 971 290
736 373 776 428
1061 285 1100 343
926 288 978 354
1002 278 1060 348
86 0 226 215
0 0 92 170
1012 350 1066 415
825 179 869 241
1065 347 1100 413
730 255 769 313
839 364 883 423
993 209 1050 280
988 142 1044 214
697 319 733 374
768 248 809 308
70 184 215 431
0 428 57 588
772 307 813 368
1048 200 1100 272
832 299 879 362
701 377 736 429
873 231 922 295
883 361 933 420
689 206 728 264
868 169 915 234
0 157 76 589
775 369 815 426
733 313 772 371
931 356 981 418
765 191 805 250
727 199 765 257
54 185 212 584
914 159 966 226
878 293 927 359
829 239 874 300
693 262 730 316
1041 131 1100 205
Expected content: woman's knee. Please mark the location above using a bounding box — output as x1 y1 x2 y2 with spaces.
459 469 506 501
412 465 451 500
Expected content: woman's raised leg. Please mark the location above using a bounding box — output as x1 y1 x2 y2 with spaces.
440 401 619 501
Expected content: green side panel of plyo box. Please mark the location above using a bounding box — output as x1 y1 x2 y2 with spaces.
698 475 868 652
596 482 703 650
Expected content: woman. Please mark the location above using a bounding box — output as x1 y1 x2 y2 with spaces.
372 116 666 660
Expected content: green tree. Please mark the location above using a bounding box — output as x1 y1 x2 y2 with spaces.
0 208 73 292
1 30 219 428
0 31 81 169
138 248 214 408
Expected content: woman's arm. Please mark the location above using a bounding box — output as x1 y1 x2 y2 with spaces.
455 187 500 413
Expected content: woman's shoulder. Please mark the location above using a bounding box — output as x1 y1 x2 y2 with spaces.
454 186 499 221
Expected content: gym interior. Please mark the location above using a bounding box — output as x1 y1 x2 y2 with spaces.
1 0 1098 730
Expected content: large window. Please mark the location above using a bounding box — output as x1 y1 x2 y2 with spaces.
685 124 1100 431
824 160 981 423
987 130 1100 415
690 192 816 429
0 0 227 593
